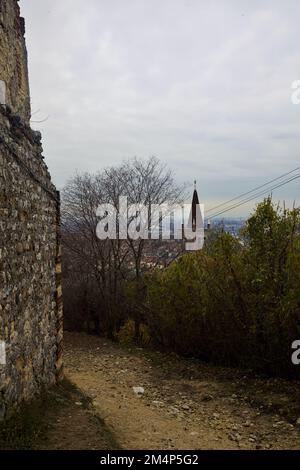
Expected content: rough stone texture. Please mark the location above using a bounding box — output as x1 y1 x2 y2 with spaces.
0 0 63 418
0 0 31 122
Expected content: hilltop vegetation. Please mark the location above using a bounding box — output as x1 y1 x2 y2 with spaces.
135 199 300 377
63 167 300 378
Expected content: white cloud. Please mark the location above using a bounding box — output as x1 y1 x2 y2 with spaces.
20 0 300 215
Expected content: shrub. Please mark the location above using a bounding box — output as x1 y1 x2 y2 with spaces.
133 199 300 378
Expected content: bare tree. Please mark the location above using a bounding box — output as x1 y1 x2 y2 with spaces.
62 157 186 339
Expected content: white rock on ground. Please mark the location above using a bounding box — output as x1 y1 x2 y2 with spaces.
133 387 145 396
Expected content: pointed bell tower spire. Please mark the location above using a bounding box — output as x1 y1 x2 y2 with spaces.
184 179 204 251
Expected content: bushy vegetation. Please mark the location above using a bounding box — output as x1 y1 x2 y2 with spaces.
62 157 186 337
136 199 300 377
62 164 300 378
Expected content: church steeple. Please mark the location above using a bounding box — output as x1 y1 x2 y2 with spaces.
191 182 200 232
184 181 204 251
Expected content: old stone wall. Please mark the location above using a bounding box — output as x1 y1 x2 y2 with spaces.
0 0 63 418
0 0 31 122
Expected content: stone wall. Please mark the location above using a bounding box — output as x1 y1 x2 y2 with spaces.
0 0 30 122
0 0 63 419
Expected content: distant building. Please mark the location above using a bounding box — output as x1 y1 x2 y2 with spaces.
183 182 204 251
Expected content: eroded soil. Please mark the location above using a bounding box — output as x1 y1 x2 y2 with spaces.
60 332 300 450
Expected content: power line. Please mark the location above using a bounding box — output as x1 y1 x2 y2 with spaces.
209 172 300 219
206 165 300 214
208 171 300 219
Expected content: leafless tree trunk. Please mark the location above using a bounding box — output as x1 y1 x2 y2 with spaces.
61 157 186 338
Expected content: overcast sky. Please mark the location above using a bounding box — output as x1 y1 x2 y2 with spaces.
20 0 300 216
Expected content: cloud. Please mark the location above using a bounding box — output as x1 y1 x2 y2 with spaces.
20 0 300 215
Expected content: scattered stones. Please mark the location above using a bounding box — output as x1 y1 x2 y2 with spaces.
152 400 164 407
228 432 241 442
63 333 300 450
201 394 214 402
133 386 145 396
182 404 190 411
243 420 251 427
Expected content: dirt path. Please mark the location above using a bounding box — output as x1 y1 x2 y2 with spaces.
64 332 300 450
36 383 119 451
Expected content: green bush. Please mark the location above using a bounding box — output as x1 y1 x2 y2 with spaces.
129 199 300 378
